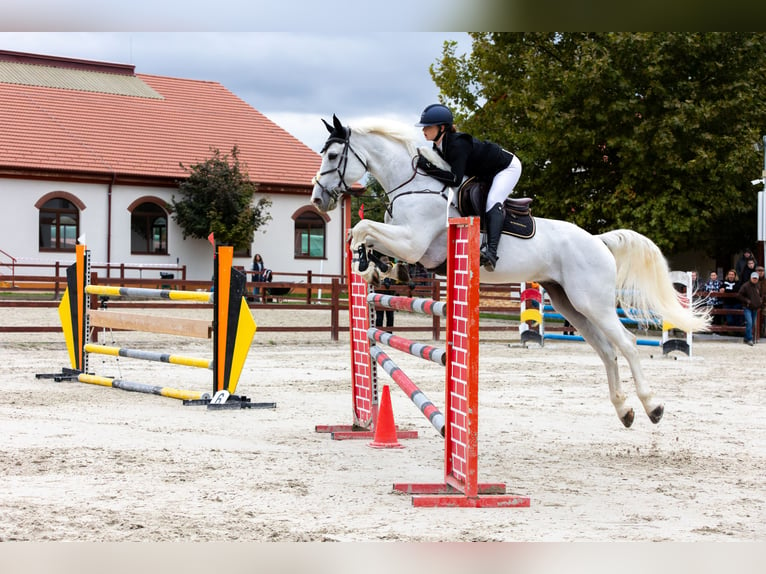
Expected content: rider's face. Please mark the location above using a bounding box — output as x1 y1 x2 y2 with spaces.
422 125 441 142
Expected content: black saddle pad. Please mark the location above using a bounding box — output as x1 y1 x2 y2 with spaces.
498 208 535 239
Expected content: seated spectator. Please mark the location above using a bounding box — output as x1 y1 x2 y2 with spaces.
251 253 266 302
722 269 743 330
703 271 723 325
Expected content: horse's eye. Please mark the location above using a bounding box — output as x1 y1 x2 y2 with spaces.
328 153 338 161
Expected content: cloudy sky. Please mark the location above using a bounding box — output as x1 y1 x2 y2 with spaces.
0 32 472 153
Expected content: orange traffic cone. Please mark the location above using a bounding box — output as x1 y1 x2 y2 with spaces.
368 385 405 449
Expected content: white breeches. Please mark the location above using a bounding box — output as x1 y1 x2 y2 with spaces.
486 154 522 211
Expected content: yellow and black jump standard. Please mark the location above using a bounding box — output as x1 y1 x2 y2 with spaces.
37 243 275 410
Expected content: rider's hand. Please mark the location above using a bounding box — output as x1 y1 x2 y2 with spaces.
417 155 435 171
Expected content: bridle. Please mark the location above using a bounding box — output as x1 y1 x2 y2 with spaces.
314 125 451 216
312 129 368 205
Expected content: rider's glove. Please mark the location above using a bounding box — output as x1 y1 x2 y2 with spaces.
417 155 435 171
417 155 458 186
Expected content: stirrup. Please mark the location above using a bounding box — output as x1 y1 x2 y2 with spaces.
480 248 498 271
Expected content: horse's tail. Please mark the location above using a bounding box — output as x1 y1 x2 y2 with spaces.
598 229 711 333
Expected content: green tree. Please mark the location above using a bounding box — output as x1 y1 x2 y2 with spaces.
171 146 271 249
431 33 766 261
349 176 389 227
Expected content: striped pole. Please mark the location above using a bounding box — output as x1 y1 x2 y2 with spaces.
367 293 447 317
542 305 663 328
369 345 445 437
54 242 259 403
84 344 213 369
367 327 446 366
78 373 206 401
85 284 213 302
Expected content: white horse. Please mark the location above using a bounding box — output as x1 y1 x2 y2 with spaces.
311 115 710 427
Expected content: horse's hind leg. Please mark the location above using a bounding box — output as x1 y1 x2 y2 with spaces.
542 282 636 427
551 282 664 424
577 299 664 423
610 327 664 424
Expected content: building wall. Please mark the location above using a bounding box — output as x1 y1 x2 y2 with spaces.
666 250 717 279
0 178 345 282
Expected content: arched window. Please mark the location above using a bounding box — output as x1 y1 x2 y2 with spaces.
130 201 168 255
293 209 327 259
39 197 79 252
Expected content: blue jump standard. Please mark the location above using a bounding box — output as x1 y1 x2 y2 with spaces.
543 333 660 346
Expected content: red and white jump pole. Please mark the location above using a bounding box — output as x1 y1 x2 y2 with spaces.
318 216 529 507
390 217 529 507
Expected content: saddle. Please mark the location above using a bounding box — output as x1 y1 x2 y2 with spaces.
456 176 536 239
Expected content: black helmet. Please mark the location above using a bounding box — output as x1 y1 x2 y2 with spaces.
416 103 453 127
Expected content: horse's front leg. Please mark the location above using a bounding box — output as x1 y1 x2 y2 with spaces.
349 220 431 283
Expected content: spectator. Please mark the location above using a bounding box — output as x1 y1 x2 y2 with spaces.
743 258 758 285
251 253 266 302
703 271 723 325
690 270 700 295
721 269 743 330
735 248 758 280
407 262 431 288
374 256 395 331
758 266 766 337
737 271 762 346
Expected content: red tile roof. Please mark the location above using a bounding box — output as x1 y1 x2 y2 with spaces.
0 52 321 191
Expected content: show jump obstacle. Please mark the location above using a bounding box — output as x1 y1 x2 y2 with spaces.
37 242 274 410
318 217 529 508
519 273 694 358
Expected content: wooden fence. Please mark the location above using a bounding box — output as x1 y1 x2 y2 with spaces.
0 268 523 341
2 271 758 342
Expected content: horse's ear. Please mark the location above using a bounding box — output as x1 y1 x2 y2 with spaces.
333 114 343 131
322 118 333 133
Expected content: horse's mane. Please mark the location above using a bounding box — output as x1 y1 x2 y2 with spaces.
351 118 451 170
351 119 420 156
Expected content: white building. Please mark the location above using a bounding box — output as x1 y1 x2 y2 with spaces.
0 50 347 282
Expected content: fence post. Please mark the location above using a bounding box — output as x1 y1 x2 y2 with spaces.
89 271 98 342
330 278 340 341
431 280 441 340
54 261 61 299
306 270 313 304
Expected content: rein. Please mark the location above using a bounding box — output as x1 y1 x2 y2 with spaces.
384 155 450 217
315 130 451 216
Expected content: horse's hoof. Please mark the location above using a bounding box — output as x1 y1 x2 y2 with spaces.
356 245 369 272
620 408 635 428
649 404 664 424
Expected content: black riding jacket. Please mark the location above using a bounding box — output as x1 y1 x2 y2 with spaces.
427 131 513 186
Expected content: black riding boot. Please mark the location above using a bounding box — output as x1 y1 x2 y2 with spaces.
480 202 504 271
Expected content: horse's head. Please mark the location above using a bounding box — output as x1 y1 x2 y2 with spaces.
311 114 368 213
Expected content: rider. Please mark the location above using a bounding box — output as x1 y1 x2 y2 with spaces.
415 103 522 271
